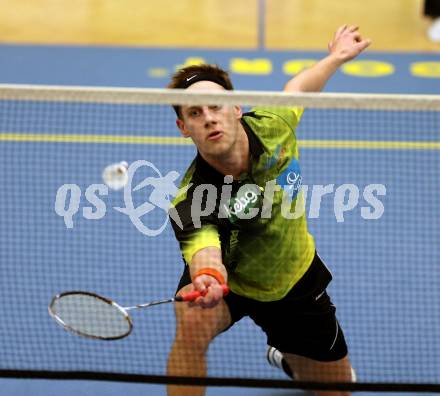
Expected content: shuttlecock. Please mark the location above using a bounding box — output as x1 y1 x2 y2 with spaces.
102 161 129 190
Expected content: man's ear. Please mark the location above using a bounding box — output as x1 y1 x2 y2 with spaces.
176 118 190 138
234 105 243 119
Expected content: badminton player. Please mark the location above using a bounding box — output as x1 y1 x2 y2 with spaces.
167 25 371 396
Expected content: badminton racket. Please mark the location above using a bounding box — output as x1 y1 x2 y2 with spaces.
48 285 229 340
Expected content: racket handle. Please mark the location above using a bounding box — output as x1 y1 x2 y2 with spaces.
177 284 229 302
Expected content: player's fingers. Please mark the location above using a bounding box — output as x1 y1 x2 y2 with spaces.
352 32 362 42
202 285 225 308
199 294 218 309
335 24 347 39
188 296 203 307
199 296 213 308
192 277 208 295
338 24 348 34
348 25 359 33
356 38 372 52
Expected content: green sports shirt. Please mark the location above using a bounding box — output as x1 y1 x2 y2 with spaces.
170 106 315 302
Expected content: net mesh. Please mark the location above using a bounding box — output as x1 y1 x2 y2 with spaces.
1 85 439 389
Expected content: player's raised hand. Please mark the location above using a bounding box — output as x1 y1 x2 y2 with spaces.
328 25 371 62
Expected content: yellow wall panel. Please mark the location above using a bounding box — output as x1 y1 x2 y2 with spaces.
0 0 438 51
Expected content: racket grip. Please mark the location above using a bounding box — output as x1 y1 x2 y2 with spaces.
178 284 229 302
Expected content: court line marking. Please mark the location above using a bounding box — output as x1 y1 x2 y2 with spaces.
0 133 439 150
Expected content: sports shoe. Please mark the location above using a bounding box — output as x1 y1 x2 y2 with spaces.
266 346 294 379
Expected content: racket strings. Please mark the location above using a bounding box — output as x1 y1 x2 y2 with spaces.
51 294 131 339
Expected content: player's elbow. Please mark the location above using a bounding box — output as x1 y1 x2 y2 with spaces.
283 80 304 93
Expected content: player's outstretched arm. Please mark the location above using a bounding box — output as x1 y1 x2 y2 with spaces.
284 25 371 93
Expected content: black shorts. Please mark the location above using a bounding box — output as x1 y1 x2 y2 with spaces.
176 252 348 362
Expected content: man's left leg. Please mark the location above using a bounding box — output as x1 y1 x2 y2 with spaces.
283 353 353 396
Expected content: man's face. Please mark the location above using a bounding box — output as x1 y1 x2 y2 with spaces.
176 81 242 158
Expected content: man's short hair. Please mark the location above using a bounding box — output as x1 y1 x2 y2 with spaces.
168 64 234 118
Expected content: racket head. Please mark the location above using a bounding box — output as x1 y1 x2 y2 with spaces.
48 291 133 340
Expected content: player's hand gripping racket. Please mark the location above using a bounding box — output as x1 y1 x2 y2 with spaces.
48 285 229 340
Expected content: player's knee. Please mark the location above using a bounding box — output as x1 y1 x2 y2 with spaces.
175 306 219 349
